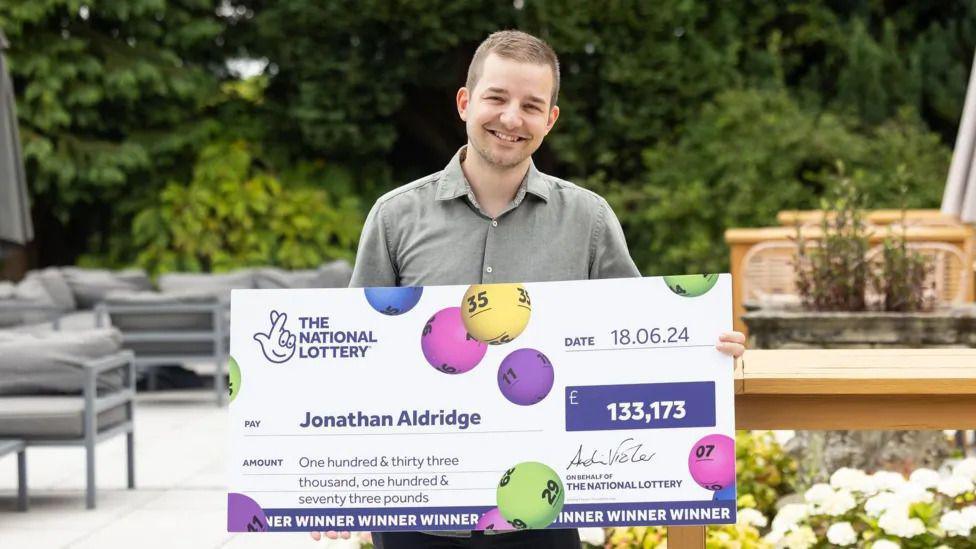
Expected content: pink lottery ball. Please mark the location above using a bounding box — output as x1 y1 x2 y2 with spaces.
421 307 487 374
475 507 514 532
688 434 735 491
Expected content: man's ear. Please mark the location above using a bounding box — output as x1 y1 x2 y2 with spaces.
456 87 470 122
544 105 560 135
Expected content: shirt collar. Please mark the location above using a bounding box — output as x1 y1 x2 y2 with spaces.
435 146 550 203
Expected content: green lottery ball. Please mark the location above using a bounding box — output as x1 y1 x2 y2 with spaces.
228 356 241 403
664 274 719 297
496 461 565 529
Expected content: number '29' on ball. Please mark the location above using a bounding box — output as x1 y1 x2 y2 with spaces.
461 283 531 345
496 461 565 529
688 434 735 491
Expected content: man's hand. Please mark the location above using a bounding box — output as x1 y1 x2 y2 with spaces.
253 310 297 363
310 531 351 541
715 331 746 359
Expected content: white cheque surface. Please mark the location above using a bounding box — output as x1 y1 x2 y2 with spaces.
227 275 736 532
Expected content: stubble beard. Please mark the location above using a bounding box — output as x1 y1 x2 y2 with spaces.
470 129 533 170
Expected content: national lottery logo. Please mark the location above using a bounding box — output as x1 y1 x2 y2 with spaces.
253 310 297 364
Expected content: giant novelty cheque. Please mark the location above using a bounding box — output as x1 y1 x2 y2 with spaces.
227 275 736 533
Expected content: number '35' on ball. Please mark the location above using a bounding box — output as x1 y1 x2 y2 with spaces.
461 283 531 345
364 286 423 316
496 461 565 529
663 274 718 297
688 434 735 491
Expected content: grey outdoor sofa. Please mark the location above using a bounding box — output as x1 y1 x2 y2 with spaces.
0 328 136 509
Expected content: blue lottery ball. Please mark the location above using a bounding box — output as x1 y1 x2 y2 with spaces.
712 483 736 501
364 286 423 316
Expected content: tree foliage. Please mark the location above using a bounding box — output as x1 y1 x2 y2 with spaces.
0 0 226 264
131 141 361 275
4 1 975 272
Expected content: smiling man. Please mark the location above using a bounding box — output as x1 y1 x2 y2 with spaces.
316 30 746 548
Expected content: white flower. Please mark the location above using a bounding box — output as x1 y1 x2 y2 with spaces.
778 525 816 549
737 507 768 528
939 510 973 537
826 521 857 546
908 468 941 489
772 430 795 445
820 490 857 516
872 471 907 492
763 528 785 545
831 468 874 493
953 458 976 481
892 482 934 505
936 475 974 497
872 540 901 549
804 483 834 504
577 527 605 546
771 503 808 532
878 508 925 538
961 506 976 524
865 492 901 518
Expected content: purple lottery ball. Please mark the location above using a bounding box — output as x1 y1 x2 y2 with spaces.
497 348 554 405
421 307 487 374
475 507 515 532
688 434 736 491
227 492 268 532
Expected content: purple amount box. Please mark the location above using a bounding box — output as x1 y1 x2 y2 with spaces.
565 381 716 432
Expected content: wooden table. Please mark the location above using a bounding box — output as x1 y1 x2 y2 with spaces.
667 348 976 547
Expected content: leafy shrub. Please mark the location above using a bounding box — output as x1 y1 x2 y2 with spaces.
132 141 361 275
604 430 797 548
599 89 950 276
795 165 935 312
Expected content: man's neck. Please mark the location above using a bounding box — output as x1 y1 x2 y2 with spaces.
460 145 530 219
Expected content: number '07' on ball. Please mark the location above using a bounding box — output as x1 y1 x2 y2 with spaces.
688 434 735 491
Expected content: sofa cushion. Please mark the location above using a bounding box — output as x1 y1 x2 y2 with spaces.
104 290 221 332
0 397 129 439
61 267 152 309
254 260 353 289
0 328 124 395
10 268 76 311
158 270 255 300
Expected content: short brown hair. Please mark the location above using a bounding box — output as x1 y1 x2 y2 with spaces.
466 30 561 108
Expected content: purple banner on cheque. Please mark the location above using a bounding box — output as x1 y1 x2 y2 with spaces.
564 381 716 432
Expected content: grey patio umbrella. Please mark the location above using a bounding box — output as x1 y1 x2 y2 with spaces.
943 49 976 223
0 29 33 244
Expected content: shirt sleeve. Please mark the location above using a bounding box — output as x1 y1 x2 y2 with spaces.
349 201 399 288
589 198 641 280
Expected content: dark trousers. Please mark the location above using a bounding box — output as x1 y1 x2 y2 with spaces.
372 529 582 548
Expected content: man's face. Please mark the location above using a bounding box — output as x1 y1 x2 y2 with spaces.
458 53 559 170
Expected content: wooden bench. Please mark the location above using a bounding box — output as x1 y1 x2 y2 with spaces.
668 348 976 547
0 439 27 511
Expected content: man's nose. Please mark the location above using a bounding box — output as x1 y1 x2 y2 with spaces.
499 104 523 130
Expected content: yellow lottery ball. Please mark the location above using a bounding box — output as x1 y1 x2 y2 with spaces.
461 283 531 345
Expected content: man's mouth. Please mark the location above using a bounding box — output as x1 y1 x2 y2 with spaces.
488 129 527 143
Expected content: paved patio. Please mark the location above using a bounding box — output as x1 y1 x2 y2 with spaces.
0 391 363 549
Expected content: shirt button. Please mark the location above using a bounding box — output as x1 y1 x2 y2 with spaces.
491 220 498 227
486 266 493 273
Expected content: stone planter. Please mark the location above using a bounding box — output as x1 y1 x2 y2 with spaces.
743 307 976 349
742 306 976 487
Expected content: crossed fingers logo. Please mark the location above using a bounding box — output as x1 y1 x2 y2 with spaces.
253 310 297 364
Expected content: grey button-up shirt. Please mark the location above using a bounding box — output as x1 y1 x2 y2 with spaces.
350 147 639 288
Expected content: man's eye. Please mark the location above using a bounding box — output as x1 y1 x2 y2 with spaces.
486 96 503 101
525 105 540 112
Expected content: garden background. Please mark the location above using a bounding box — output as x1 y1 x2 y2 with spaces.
3 1 975 277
